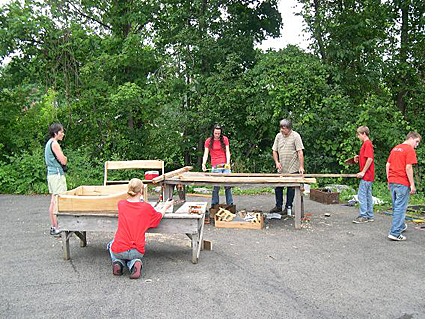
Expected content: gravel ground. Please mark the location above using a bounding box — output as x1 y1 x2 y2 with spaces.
1 193 424 319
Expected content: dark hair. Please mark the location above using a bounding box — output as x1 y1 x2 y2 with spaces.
209 125 226 150
48 123 64 138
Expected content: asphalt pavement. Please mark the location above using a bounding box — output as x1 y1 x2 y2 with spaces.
0 193 424 319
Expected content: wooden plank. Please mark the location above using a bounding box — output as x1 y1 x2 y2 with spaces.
214 219 263 230
105 180 156 185
80 185 128 195
106 160 164 170
214 213 264 230
200 172 357 178
177 176 317 184
57 191 127 212
187 193 212 198
164 181 309 188
151 166 193 184
58 214 199 233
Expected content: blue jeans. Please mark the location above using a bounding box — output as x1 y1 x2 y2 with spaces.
274 171 298 209
107 240 144 271
358 180 374 218
389 183 410 237
211 168 233 205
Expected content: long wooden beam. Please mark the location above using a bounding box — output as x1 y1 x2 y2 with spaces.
151 166 193 184
177 176 317 184
197 173 357 178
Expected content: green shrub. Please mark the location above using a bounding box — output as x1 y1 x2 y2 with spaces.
0 148 48 194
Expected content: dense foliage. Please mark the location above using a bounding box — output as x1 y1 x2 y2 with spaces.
0 0 423 194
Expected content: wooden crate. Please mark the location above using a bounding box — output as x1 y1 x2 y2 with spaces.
214 215 263 230
310 188 339 204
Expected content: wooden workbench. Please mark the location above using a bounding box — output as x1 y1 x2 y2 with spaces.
55 186 207 264
157 171 317 230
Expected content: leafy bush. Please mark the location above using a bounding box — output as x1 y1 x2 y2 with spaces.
0 148 48 194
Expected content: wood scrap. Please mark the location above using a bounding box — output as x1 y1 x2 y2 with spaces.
215 207 236 222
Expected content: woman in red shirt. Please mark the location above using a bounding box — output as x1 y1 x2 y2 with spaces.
108 178 173 279
202 125 233 207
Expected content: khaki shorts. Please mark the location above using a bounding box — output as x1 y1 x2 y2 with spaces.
47 174 67 194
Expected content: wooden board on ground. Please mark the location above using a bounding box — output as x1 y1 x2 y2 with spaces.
214 215 264 230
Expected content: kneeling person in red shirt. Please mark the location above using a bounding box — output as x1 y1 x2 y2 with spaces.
108 178 173 279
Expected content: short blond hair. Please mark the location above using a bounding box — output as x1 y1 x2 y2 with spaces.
357 126 369 135
127 178 143 197
406 131 422 141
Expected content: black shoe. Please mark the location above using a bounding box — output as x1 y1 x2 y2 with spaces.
269 206 282 214
281 207 288 216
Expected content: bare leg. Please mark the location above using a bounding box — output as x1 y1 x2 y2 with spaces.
49 194 58 228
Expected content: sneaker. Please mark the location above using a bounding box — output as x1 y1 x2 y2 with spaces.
50 227 61 236
269 206 282 214
401 223 408 232
353 217 369 224
281 207 288 216
130 261 142 279
112 262 123 276
388 234 406 241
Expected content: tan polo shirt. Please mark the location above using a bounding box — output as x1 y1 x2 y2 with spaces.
272 130 304 173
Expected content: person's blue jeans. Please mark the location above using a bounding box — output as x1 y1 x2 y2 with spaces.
211 167 233 205
358 180 374 219
274 171 298 209
107 240 144 271
389 183 410 237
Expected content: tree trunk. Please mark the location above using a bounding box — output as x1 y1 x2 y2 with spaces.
397 0 409 115
313 0 327 62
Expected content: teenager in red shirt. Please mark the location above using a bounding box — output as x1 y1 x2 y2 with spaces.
202 125 233 207
353 126 375 223
386 132 421 241
108 179 173 278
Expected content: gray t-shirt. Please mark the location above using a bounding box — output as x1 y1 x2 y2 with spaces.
272 130 304 173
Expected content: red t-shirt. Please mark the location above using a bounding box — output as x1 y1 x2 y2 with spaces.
359 139 375 181
387 143 417 186
111 200 163 254
205 136 229 167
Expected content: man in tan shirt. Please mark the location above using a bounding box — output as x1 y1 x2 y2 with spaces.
270 119 305 215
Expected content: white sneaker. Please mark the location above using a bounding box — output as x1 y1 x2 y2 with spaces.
388 234 406 241
50 227 61 236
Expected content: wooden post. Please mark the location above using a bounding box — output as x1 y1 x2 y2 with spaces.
62 231 71 260
164 184 174 200
191 232 199 264
74 231 87 247
294 186 302 230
